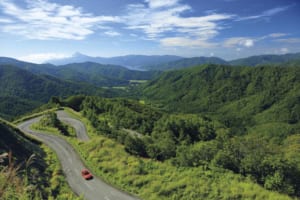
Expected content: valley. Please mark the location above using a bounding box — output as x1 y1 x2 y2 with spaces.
1 0 300 199
0 53 300 200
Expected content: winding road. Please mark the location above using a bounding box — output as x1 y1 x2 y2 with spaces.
56 110 90 141
18 111 140 200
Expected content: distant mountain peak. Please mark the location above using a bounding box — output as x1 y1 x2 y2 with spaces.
72 52 88 58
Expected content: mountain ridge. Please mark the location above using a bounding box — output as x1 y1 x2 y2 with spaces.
0 58 161 87
45 52 300 70
0 64 105 120
46 53 183 69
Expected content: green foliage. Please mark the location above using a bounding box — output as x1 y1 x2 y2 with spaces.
63 109 293 200
54 62 160 86
229 52 300 66
3 60 299 198
78 96 217 161
0 64 108 120
142 65 300 138
64 64 299 197
80 96 163 135
144 56 228 71
62 95 86 111
33 112 73 136
124 135 147 157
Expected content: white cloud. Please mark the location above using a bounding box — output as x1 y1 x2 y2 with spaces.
145 0 179 8
280 48 289 54
244 39 254 47
104 31 121 37
18 53 70 63
0 18 12 23
275 38 300 43
0 0 120 40
223 37 254 48
237 6 291 21
160 37 216 48
268 33 287 38
124 1 232 48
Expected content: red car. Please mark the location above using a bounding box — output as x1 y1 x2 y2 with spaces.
81 169 93 180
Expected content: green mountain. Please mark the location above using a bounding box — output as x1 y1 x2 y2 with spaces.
0 57 160 87
53 62 160 86
47 53 183 69
143 56 228 71
142 64 299 114
141 53 300 71
230 53 300 66
141 64 300 140
0 64 105 120
0 56 58 74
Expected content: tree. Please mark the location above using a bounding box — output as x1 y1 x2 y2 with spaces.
124 135 147 157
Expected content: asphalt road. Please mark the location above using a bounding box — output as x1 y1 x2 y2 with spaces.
56 110 90 141
18 116 140 200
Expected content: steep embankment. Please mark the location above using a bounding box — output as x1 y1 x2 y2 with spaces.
0 119 45 199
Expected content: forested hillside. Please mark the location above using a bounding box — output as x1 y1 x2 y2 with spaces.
0 64 106 120
229 53 300 66
52 62 160 86
0 57 161 87
132 64 300 196
60 93 300 198
142 65 300 124
47 53 182 68
144 57 228 71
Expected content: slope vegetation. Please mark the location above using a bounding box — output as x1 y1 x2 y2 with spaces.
139 64 300 196
144 56 228 71
53 62 160 86
0 57 161 86
0 119 78 199
230 52 300 66
142 65 300 124
0 64 104 120
55 96 300 198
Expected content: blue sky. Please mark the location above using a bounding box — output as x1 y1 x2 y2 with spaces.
0 0 299 63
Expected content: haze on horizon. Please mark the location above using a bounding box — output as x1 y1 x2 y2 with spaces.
0 0 299 63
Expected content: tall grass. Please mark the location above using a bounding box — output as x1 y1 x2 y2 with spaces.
0 151 39 200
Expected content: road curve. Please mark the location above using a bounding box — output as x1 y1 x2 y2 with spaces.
18 117 140 200
56 110 90 141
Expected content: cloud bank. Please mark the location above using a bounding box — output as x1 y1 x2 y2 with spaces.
0 0 120 40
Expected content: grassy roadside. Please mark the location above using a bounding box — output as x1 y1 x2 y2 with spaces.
8 110 81 199
13 108 60 125
59 108 293 200
41 145 82 200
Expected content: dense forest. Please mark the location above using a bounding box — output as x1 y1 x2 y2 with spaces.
60 86 300 197
143 57 228 71
0 64 112 120
142 65 300 128
229 53 300 66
